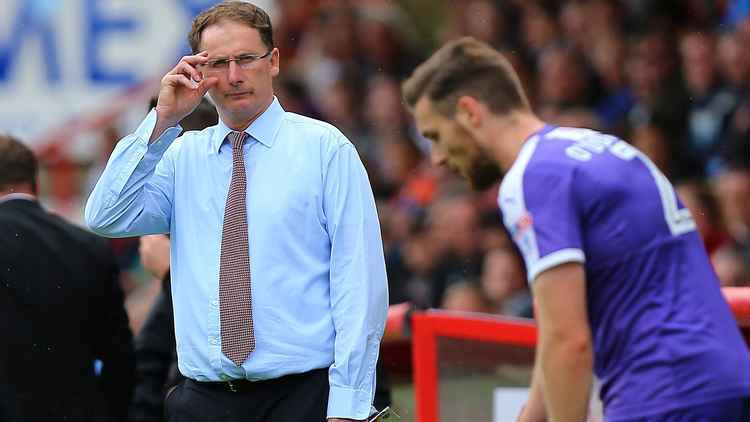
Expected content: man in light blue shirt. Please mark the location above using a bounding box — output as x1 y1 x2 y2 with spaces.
85 2 388 421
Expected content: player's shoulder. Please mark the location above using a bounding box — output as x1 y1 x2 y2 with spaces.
511 125 632 185
500 127 582 201
539 126 636 165
535 126 617 162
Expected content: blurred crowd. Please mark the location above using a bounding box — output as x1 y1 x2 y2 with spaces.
49 0 750 332
267 0 750 317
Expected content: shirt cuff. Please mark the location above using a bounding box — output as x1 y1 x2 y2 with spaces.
326 384 372 420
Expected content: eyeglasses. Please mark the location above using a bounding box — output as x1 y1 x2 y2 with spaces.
198 51 272 73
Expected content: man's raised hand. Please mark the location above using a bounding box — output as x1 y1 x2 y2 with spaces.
150 51 218 141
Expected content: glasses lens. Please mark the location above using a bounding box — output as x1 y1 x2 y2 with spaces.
210 59 229 70
236 55 257 68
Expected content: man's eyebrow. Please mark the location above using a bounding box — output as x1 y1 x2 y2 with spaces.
208 52 252 61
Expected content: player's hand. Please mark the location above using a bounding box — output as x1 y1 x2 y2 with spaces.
155 51 218 128
139 234 171 281
516 404 547 422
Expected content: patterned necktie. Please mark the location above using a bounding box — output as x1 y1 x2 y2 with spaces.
219 131 255 366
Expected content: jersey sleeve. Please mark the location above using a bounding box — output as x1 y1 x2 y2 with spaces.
499 158 585 282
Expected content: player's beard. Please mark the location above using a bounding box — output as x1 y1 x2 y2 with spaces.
466 153 503 191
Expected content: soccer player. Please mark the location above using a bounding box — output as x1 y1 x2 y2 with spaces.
402 37 750 421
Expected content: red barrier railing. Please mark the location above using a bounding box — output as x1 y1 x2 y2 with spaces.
405 287 750 422
410 311 536 422
724 287 750 343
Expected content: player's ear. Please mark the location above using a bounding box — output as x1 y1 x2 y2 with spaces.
455 95 482 130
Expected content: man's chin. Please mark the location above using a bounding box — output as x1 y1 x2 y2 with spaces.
222 100 256 117
226 97 253 109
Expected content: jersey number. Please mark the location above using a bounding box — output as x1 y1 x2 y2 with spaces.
558 128 696 236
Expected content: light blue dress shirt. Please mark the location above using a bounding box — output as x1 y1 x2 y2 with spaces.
85 97 388 419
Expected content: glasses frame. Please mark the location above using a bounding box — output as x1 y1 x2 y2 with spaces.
198 50 273 73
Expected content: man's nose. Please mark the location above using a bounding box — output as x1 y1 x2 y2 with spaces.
227 61 244 85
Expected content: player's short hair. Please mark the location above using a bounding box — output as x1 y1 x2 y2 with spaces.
188 1 274 53
401 37 530 116
0 135 37 193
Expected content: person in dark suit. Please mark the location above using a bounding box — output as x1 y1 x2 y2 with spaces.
0 134 136 421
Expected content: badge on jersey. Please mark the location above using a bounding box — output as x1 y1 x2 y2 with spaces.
508 210 538 262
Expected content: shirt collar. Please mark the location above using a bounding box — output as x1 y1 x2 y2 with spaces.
211 96 285 153
0 192 36 204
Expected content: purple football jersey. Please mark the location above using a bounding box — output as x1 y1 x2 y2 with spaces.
499 125 750 420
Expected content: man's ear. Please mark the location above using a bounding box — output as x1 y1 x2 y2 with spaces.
270 48 280 77
455 95 482 131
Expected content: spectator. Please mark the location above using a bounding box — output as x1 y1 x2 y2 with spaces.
396 227 441 309
624 27 689 144
676 179 731 257
717 26 750 90
480 248 533 318
427 194 485 307
679 28 737 176
536 43 597 113
0 135 135 421
129 235 178 422
442 0 507 48
519 0 561 57
712 244 750 287
356 2 421 78
441 280 492 313
630 123 670 175
592 33 631 133
715 164 750 248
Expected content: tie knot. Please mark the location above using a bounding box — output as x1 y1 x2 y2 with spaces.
229 131 247 150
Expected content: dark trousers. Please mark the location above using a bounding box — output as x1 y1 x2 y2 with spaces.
164 369 329 422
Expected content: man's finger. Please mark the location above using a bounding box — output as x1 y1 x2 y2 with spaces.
165 54 208 78
179 52 211 66
197 77 219 96
163 74 199 90
171 61 203 82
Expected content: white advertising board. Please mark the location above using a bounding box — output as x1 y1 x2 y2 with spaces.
0 0 273 150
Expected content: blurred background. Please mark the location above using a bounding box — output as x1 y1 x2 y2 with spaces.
4 0 750 406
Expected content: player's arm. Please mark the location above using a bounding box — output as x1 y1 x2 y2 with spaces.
532 262 592 422
518 353 548 422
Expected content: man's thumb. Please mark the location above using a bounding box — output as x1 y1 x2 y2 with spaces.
198 77 219 95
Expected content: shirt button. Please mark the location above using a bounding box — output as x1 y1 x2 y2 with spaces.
210 338 218 345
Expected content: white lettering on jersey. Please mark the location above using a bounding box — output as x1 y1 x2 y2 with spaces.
548 127 695 236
